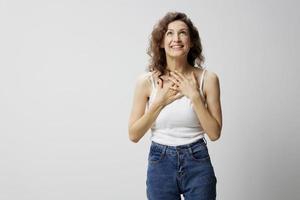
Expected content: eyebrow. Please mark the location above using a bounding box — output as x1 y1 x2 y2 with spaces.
167 28 188 31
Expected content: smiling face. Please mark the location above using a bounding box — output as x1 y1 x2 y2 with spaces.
161 20 192 59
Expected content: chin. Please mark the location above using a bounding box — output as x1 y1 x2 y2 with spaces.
167 49 188 57
169 53 187 58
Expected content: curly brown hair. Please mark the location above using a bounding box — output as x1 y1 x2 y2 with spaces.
147 12 205 75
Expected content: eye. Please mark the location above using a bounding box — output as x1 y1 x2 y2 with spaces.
166 31 173 36
180 31 188 35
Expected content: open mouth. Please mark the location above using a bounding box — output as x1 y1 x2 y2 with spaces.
170 45 184 50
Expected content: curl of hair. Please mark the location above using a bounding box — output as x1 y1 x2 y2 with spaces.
147 12 205 75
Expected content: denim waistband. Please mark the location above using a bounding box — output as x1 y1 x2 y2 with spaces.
151 137 207 152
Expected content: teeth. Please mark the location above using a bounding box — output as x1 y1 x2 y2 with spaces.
171 45 183 48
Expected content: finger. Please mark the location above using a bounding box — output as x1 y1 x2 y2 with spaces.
172 92 183 100
193 71 200 83
191 71 197 85
168 76 181 85
154 70 160 77
192 71 200 88
170 71 184 82
173 70 186 80
170 85 179 91
192 72 196 81
171 71 184 82
177 93 184 99
157 78 163 88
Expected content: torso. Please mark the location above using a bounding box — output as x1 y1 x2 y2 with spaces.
146 67 207 101
145 66 208 146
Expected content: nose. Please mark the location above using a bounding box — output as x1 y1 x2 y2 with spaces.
173 33 181 42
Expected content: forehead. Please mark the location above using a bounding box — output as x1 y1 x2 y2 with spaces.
167 20 188 30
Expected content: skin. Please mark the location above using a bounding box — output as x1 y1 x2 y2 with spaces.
128 20 222 143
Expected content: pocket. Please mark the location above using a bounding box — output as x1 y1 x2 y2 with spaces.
148 145 165 164
190 143 210 161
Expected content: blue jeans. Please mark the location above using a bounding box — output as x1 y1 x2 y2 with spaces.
146 138 217 200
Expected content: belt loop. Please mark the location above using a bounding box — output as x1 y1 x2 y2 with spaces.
187 142 192 154
162 145 167 155
188 147 193 154
203 137 207 145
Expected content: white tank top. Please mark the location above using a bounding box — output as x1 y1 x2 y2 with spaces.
147 69 207 146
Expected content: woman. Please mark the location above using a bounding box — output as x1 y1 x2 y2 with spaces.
128 12 222 200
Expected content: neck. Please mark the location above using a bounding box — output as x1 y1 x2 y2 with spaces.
165 56 192 74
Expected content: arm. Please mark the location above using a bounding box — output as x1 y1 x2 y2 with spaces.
190 71 223 141
128 73 164 143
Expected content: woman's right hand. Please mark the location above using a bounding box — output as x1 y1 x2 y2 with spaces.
153 77 183 107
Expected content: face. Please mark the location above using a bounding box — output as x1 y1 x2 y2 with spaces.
161 20 192 58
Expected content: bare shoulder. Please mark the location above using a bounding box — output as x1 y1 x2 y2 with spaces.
135 71 152 83
134 71 153 98
205 70 220 84
203 69 221 97
192 67 220 89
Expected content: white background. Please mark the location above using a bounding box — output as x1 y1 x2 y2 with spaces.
0 0 299 199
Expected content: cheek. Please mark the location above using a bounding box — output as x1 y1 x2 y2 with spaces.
185 40 192 49
164 38 171 44
161 38 169 48
184 37 191 45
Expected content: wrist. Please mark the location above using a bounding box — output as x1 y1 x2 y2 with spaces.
189 91 201 101
151 100 165 110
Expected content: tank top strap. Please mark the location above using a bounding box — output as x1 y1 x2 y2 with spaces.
199 69 207 98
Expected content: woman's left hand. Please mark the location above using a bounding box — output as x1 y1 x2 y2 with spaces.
168 70 201 100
